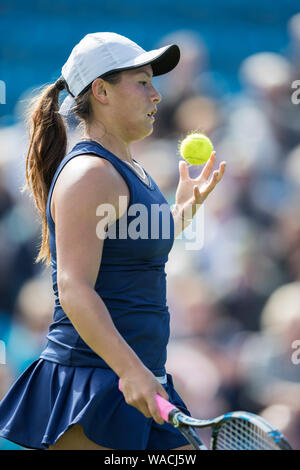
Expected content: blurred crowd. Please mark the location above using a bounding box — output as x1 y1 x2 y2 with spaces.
1 12 300 450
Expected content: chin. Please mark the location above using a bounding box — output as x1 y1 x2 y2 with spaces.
145 122 155 137
132 126 154 142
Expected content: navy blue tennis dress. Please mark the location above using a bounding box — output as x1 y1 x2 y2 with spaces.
0 140 190 450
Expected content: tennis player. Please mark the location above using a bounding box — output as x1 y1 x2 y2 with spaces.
0 33 225 450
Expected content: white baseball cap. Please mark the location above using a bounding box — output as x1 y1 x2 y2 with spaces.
61 32 180 97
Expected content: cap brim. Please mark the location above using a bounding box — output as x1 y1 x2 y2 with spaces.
101 44 180 78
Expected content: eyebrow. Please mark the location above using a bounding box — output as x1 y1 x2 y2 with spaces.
134 70 153 78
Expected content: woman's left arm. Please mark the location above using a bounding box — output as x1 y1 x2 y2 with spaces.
172 151 226 238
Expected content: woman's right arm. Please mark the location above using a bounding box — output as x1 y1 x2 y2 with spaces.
53 155 168 424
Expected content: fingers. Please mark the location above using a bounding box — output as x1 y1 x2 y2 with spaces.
198 150 216 181
193 185 205 205
125 393 153 420
217 161 226 182
205 160 226 189
193 161 226 203
147 385 169 425
204 170 221 194
179 160 189 180
196 152 226 184
147 396 165 425
123 379 169 425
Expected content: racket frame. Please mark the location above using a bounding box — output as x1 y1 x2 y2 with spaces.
118 380 292 450
167 408 293 450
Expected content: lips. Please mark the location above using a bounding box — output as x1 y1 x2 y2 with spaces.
147 109 156 120
147 109 156 121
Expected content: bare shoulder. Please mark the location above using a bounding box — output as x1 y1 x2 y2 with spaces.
54 154 117 199
52 154 129 221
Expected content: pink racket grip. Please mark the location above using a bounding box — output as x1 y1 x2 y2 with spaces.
155 394 179 423
118 379 178 423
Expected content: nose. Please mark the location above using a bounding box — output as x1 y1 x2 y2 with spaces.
151 85 162 104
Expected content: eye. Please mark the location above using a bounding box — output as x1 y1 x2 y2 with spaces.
139 81 147 86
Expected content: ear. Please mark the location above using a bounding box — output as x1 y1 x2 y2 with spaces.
91 78 108 104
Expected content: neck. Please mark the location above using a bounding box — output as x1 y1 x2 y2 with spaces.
83 129 134 164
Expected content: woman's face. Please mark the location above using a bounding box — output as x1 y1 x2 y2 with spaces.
105 65 162 142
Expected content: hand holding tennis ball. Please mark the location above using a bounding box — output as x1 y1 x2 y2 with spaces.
174 132 226 232
179 133 214 165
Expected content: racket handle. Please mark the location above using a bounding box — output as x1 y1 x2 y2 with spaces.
155 394 179 422
118 379 179 423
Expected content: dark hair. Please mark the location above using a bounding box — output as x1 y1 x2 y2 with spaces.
23 71 122 266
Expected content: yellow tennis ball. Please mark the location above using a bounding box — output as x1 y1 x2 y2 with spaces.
179 133 214 165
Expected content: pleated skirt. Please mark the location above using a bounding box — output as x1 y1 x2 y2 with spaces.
0 358 190 450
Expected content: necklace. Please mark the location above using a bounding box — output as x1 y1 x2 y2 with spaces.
124 160 146 180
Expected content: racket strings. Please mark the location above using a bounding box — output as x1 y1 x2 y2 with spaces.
213 418 280 450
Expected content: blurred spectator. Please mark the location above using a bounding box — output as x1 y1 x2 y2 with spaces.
261 404 300 451
156 29 209 100
288 12 300 77
1 274 53 379
152 30 210 138
173 95 221 138
239 51 300 149
0 275 53 449
239 282 300 447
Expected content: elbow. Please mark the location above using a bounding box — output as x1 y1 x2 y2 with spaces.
57 274 78 312
57 274 93 312
57 276 72 312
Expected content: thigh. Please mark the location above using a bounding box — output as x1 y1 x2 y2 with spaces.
146 418 192 450
48 424 113 450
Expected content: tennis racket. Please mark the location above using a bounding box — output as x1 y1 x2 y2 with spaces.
119 381 292 450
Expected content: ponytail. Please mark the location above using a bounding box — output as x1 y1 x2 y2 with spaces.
23 71 122 266
23 78 67 266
